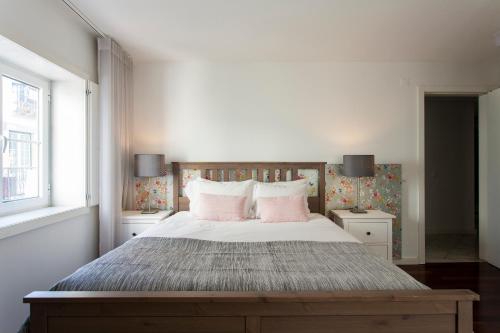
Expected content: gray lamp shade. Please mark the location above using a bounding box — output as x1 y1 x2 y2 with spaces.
342 155 375 177
134 154 166 177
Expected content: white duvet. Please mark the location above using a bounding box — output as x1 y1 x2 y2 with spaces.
138 211 360 243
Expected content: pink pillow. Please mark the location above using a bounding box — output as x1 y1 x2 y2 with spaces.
257 195 309 223
197 193 247 221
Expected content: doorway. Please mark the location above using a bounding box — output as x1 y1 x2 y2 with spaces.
425 95 479 262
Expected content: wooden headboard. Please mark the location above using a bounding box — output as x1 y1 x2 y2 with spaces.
172 162 326 215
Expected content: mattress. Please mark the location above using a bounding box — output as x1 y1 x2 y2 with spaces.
139 211 361 243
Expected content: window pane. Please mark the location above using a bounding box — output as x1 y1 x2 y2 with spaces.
2 76 40 202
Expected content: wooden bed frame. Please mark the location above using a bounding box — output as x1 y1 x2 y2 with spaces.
24 162 479 333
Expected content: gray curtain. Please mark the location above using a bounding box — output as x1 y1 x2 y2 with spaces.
98 37 134 255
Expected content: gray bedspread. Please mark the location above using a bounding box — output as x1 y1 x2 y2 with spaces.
53 237 427 291
19 237 427 332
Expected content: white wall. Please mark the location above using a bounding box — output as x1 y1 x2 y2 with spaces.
0 207 98 333
0 1 99 332
0 0 98 82
133 61 500 261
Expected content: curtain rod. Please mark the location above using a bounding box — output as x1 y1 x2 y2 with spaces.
61 0 106 38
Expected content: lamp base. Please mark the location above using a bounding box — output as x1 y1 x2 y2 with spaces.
141 209 159 214
350 207 368 214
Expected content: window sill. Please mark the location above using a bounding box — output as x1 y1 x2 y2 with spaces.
0 206 90 240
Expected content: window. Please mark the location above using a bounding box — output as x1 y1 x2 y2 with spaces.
7 130 34 199
0 63 49 214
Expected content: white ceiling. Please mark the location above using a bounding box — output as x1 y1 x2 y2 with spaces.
72 0 500 63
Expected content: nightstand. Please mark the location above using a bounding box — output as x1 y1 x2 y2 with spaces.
330 209 395 262
118 210 173 245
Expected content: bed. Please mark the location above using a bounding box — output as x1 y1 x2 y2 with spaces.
24 162 478 333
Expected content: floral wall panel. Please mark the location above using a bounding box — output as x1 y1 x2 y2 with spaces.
325 164 402 259
181 168 201 196
298 169 319 197
229 169 249 181
134 164 173 211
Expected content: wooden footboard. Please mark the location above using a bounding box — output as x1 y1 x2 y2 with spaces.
24 290 478 333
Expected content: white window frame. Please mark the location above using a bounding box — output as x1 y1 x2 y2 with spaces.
0 61 50 215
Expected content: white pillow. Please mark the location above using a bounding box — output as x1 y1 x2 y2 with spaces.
252 179 310 218
185 178 255 218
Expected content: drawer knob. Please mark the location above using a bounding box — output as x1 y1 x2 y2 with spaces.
132 232 137 237
366 231 371 236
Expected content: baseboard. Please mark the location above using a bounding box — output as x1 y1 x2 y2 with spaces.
394 257 420 265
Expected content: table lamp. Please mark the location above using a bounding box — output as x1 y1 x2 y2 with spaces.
134 154 166 214
342 155 375 214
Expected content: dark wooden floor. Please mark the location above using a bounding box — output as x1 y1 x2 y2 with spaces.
400 262 500 333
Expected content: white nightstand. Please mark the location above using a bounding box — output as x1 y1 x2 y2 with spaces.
330 209 395 262
118 210 173 245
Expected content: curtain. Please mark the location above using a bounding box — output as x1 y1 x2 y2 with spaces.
98 37 134 255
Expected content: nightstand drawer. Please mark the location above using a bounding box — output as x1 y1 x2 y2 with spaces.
366 244 388 259
348 222 387 243
119 223 153 245
118 211 173 247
